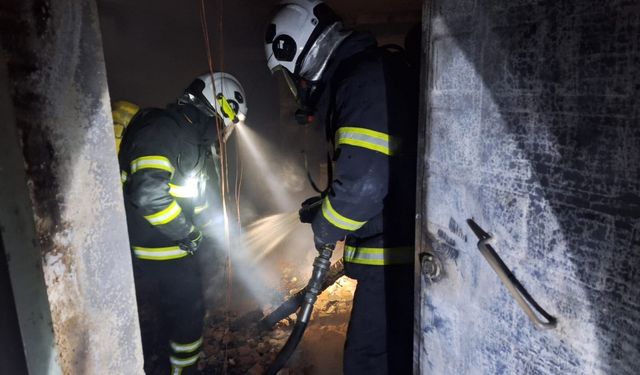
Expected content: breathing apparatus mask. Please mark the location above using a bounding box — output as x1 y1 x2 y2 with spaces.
266 1 350 125
273 67 325 125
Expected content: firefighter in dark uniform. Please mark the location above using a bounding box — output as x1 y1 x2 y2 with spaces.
118 73 247 374
265 1 418 374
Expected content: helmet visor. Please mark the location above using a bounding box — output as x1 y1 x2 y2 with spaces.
272 66 299 100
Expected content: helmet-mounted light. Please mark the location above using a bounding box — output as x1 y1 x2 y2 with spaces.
216 93 242 142
216 94 240 124
181 72 248 143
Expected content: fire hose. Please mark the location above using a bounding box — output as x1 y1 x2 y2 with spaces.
260 258 345 329
265 244 337 375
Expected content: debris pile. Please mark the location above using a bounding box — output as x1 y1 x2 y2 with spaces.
200 274 356 374
199 309 293 374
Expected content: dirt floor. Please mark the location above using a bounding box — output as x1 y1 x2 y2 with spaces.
200 267 356 374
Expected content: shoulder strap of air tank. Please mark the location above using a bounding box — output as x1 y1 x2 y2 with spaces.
321 48 377 193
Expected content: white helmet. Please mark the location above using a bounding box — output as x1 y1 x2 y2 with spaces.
265 0 342 78
181 72 248 140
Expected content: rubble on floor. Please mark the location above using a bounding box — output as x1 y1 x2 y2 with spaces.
200 276 356 374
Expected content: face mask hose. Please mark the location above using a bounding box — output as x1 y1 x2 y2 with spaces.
265 244 336 375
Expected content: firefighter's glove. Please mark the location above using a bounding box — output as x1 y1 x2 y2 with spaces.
299 196 323 224
178 229 203 254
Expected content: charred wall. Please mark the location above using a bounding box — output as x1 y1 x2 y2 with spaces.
417 0 640 374
0 0 143 373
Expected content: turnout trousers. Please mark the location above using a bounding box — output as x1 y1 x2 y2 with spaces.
344 264 414 375
133 254 205 375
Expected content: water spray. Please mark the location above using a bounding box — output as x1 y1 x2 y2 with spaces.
243 212 300 262
235 123 294 212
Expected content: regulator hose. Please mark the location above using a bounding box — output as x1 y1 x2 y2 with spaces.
265 244 335 375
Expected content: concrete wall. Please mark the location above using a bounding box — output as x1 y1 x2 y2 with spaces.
417 1 640 374
0 0 143 373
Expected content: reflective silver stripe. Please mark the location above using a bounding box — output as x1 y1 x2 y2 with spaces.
120 171 128 184
336 127 394 155
344 245 414 266
130 155 174 174
144 200 182 225
169 183 198 198
133 246 189 261
321 197 366 231
171 337 203 353
170 353 200 367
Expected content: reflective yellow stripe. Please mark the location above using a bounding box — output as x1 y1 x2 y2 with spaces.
217 95 237 122
336 126 394 155
344 245 414 266
170 352 200 367
131 156 174 174
194 202 209 215
170 337 203 353
321 197 366 231
144 200 182 225
120 171 128 184
169 183 198 198
132 246 189 261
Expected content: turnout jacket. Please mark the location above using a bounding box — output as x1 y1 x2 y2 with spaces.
119 103 219 261
312 32 418 268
